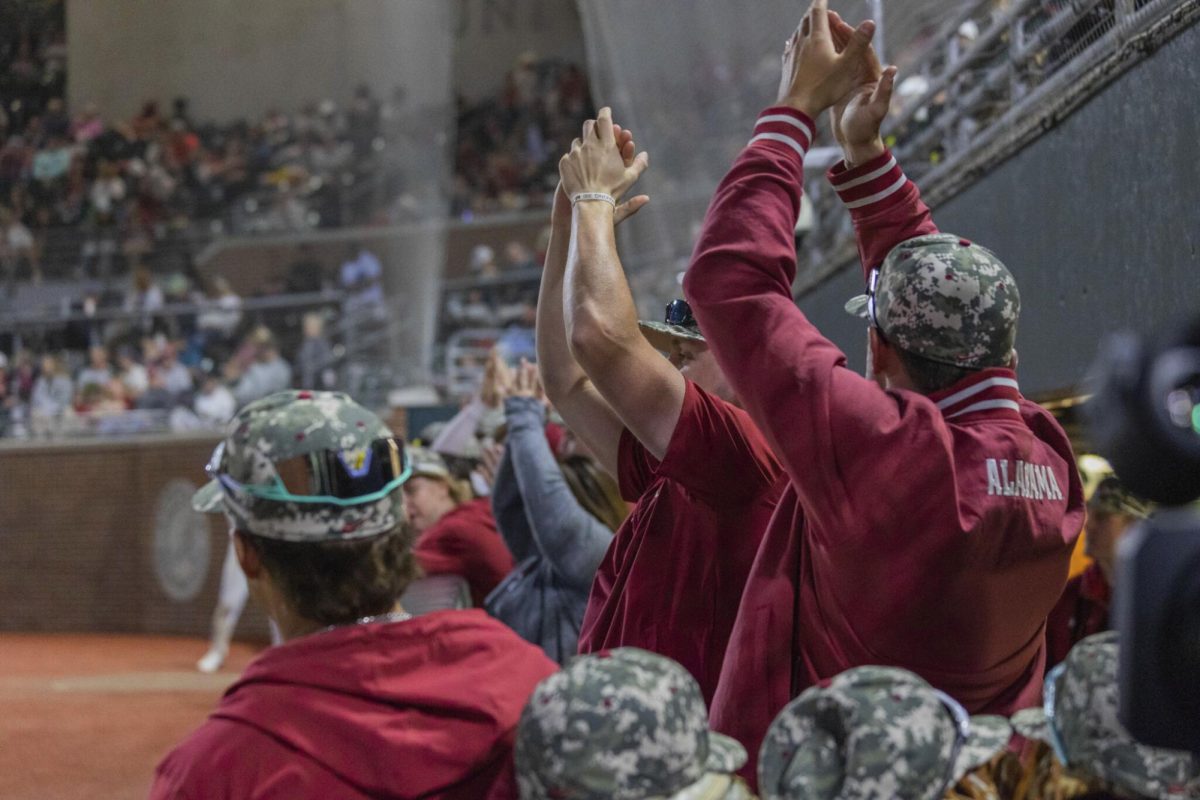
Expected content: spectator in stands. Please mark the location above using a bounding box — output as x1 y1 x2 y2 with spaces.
1 205 38 285
758 666 1013 800
230 327 293 408
153 342 193 398
116 346 149 399
469 244 499 278
295 311 335 391
444 288 496 328
681 8 1083 773
124 266 164 333
191 369 235 428
151 390 557 799
1045 476 1152 670
547 125 784 706
75 345 113 391
516 648 752 800
496 302 537 363
1012 632 1200 799
195 276 243 343
30 353 72 436
503 240 536 272
487 360 625 662
406 446 514 607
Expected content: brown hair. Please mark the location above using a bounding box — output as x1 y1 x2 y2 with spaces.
560 455 628 532
240 523 421 626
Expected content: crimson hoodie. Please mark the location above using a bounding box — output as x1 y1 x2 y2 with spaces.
149 610 556 800
683 107 1085 780
414 498 514 606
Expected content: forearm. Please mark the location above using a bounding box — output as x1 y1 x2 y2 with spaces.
430 398 487 455
490 441 535 562
826 149 937 277
535 215 586 403
564 202 642 369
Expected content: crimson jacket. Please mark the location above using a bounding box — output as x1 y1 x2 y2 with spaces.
415 498 514 606
149 610 556 800
683 107 1085 776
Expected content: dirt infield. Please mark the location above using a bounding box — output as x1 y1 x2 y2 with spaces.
0 633 263 800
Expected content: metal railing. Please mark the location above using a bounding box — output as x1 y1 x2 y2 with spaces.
796 0 1199 294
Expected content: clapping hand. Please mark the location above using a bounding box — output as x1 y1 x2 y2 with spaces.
558 107 650 212
480 347 513 408
778 0 877 122
827 10 896 166
508 358 547 405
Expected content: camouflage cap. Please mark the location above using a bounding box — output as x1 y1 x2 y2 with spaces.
192 390 404 542
407 445 452 480
1012 632 1200 798
845 233 1019 369
759 666 1012 800
515 648 748 800
1087 475 1153 519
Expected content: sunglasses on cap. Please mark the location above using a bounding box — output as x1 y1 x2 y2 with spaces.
1042 662 1071 767
866 268 884 333
665 298 697 328
207 437 411 507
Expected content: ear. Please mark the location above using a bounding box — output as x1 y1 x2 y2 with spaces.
232 530 264 581
1007 348 1019 371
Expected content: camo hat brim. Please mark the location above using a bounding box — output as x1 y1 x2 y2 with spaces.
846 233 1020 369
193 390 405 542
516 648 746 800
639 320 706 353
759 666 1012 800
1011 632 1200 798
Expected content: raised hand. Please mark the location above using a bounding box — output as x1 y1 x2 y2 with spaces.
552 121 649 227
509 358 547 404
558 107 650 206
827 9 895 166
778 0 876 121
480 346 514 408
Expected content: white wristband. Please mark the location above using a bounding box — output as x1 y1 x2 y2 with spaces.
570 192 616 208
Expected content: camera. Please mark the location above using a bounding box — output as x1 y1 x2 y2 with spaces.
1088 313 1200 753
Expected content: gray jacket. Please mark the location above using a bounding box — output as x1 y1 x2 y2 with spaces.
488 396 613 661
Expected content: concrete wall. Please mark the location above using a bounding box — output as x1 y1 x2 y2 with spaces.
796 20 1200 398
66 0 456 123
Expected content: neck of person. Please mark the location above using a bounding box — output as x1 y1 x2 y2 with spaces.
270 598 408 642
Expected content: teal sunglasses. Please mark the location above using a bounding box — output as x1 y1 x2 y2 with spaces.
208 437 412 507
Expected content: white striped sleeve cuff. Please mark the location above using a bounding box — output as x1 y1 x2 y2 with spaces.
748 108 814 160
827 150 911 212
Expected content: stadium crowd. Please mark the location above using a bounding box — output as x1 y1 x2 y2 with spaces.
142 3 1200 800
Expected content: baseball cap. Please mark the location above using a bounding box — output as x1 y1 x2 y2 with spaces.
516 648 748 800
407 445 452 480
1012 632 1200 798
845 233 1020 369
639 298 706 353
758 666 1013 800
192 390 408 542
1087 475 1153 518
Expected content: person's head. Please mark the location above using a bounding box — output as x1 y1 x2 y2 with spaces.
516 648 749 800
759 666 1012 800
1013 632 1200 799
88 345 109 370
192 391 418 635
1083 476 1152 585
639 299 737 405
560 454 628 532
846 234 1020 395
302 312 325 339
402 446 470 533
39 354 60 376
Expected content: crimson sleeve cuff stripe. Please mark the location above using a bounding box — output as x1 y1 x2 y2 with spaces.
831 155 898 191
755 113 814 144
749 132 808 158
842 174 907 209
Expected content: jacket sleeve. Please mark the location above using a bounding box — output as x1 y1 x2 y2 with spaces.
825 149 939 278
682 107 940 525
490 423 536 563
505 396 614 591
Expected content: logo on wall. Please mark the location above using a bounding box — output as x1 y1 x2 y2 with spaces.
153 479 212 602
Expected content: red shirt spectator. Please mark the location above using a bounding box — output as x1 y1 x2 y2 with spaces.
1045 562 1110 671
578 381 784 705
684 108 1084 776
414 497 514 607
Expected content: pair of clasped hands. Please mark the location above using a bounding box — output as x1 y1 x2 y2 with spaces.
556 0 902 220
